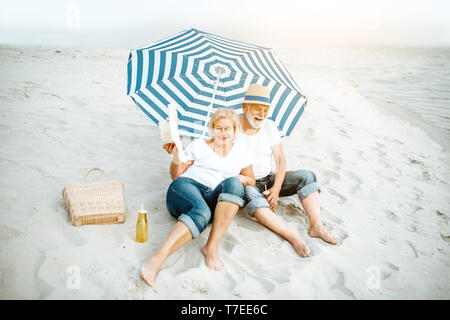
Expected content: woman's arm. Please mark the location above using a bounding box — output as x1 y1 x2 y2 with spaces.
165 144 193 180
237 164 256 187
170 161 193 180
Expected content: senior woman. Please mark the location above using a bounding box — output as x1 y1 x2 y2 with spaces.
141 108 255 286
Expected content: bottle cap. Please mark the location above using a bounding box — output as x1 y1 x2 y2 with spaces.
138 202 147 214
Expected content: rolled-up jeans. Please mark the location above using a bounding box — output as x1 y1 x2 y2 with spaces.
166 176 245 238
244 170 321 216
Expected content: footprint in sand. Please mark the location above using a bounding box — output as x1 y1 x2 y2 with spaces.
62 227 86 246
306 241 323 256
329 106 339 113
440 233 450 244
180 273 210 294
384 210 400 222
380 159 391 169
221 234 239 253
331 226 349 243
373 142 385 149
377 150 387 157
407 223 418 233
354 149 368 161
412 188 424 201
327 188 347 204
280 203 309 227
339 128 350 138
306 127 315 136
402 240 418 259
267 267 292 283
379 262 400 280
322 170 341 184
435 210 449 226
296 154 322 163
385 177 396 183
402 204 423 215
330 271 356 299
247 274 276 295
226 259 276 296
408 157 425 167
0 225 24 241
378 237 389 244
330 152 343 167
342 170 362 193
384 136 404 146
238 215 265 232
320 207 344 225
421 171 432 181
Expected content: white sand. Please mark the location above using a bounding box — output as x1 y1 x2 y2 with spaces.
0 45 449 299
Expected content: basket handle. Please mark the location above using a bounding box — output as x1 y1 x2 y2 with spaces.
83 168 109 183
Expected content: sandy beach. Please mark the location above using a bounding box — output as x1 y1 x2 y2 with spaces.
0 44 449 299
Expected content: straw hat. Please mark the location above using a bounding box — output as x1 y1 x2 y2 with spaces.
242 84 271 106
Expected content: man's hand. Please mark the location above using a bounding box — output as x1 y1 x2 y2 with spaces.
267 186 280 210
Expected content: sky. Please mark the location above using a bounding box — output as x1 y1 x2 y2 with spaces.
1 0 450 48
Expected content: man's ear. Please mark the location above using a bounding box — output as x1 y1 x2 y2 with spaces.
242 103 248 113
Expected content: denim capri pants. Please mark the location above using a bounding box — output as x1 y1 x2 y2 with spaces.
166 176 245 238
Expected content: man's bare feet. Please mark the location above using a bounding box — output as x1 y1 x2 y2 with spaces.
290 236 311 257
140 257 162 287
309 223 338 245
201 246 223 271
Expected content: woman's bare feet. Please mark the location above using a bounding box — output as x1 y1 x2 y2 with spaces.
201 246 223 271
309 223 338 244
289 236 311 257
140 256 162 287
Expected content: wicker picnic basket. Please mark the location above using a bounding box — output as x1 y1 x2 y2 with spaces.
62 168 126 226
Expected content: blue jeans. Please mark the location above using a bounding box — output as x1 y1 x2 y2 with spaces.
244 170 321 216
166 176 245 238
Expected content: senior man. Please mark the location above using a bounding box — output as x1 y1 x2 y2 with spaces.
237 84 338 257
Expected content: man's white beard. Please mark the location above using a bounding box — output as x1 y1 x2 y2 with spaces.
246 113 264 128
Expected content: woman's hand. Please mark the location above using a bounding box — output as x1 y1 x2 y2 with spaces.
237 165 255 187
163 143 183 164
171 146 182 164
163 143 176 154
236 174 251 187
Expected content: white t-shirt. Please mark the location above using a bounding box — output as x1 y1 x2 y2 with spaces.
180 138 253 190
235 119 282 180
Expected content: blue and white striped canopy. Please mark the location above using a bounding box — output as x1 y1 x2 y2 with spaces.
127 28 307 138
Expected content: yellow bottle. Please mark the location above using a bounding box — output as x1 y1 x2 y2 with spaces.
136 203 148 243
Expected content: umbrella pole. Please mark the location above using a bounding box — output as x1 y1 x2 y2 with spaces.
201 77 219 138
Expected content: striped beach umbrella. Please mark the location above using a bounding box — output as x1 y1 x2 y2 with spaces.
127 27 307 138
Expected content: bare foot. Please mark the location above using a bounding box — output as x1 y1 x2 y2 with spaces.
201 246 223 271
140 257 162 287
309 223 338 245
290 236 311 257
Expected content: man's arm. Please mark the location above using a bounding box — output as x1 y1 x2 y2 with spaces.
268 143 286 209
